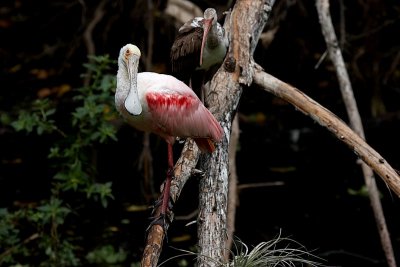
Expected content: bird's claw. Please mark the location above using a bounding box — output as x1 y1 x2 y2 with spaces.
176 137 186 144
191 168 205 177
146 212 172 236
166 168 174 177
147 213 167 227
151 196 174 210
147 189 174 235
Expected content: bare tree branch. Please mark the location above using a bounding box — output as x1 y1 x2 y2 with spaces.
252 67 400 197
141 140 200 267
225 114 239 260
165 0 203 27
315 1 397 266
82 0 108 86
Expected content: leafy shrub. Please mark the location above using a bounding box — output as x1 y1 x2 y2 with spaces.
0 55 120 266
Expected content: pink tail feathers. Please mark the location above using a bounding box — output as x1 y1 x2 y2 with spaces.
193 138 217 153
194 119 224 153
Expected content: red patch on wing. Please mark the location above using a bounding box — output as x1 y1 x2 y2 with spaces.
146 92 195 110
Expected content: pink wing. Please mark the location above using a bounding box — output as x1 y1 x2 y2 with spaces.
145 89 223 142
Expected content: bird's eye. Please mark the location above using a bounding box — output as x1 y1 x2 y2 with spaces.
124 50 132 59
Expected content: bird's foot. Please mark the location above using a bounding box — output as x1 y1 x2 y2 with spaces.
151 196 174 211
146 173 175 234
176 137 186 145
147 212 172 232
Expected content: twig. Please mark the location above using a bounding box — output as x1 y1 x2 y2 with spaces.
82 0 108 86
225 113 239 260
0 233 39 259
237 181 285 191
175 208 198 221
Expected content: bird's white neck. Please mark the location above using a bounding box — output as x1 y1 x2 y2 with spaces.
206 23 221 49
199 24 227 71
116 55 142 116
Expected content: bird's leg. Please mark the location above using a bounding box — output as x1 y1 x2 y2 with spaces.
148 143 174 231
161 143 174 216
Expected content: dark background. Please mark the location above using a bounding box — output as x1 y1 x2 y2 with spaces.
1 0 400 266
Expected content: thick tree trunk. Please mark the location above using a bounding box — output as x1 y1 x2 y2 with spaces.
197 1 275 266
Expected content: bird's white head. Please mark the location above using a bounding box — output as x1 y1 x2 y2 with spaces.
116 44 143 116
200 8 218 66
203 8 217 24
120 44 141 62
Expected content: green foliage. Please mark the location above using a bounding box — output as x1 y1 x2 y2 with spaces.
86 245 127 266
86 182 114 208
36 234 80 267
0 209 24 262
347 185 381 198
11 99 57 135
34 198 71 225
1 54 120 266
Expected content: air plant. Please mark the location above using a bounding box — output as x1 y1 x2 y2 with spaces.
227 232 325 267
158 231 325 267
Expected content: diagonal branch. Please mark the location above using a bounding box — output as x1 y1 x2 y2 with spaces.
140 140 200 267
253 66 400 197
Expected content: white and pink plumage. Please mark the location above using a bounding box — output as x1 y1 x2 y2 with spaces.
115 44 223 153
115 44 223 225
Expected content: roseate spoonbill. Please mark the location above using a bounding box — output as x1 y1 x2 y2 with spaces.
170 8 228 99
115 44 223 225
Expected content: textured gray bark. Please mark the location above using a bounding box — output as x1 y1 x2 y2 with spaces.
197 1 275 266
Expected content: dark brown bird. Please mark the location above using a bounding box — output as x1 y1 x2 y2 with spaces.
170 8 228 100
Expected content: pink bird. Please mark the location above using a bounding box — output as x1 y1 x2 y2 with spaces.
115 44 224 225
